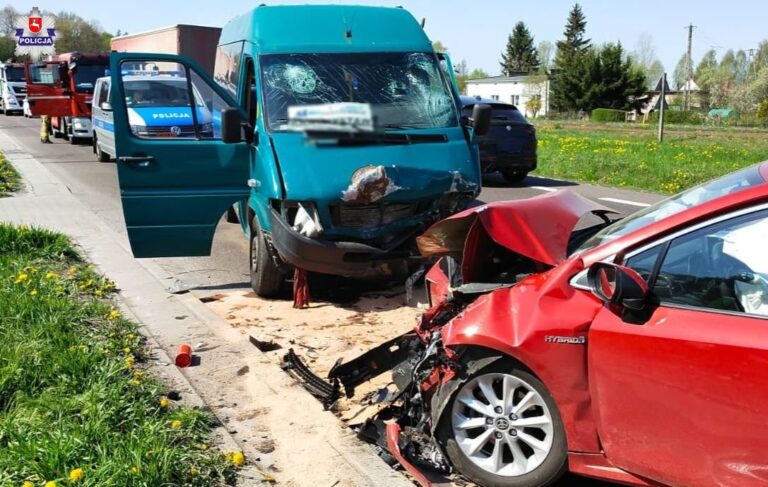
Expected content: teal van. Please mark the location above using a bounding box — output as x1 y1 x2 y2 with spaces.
107 5 490 296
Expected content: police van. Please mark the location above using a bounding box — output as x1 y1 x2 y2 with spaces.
92 70 214 162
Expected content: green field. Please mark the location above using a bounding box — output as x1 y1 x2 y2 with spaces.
534 122 768 194
0 224 239 486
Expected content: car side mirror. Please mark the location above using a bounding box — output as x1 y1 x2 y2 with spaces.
587 262 649 312
100 102 112 111
221 107 244 144
470 104 492 136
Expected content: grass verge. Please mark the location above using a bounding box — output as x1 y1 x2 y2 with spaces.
0 152 20 196
535 124 768 193
0 223 239 486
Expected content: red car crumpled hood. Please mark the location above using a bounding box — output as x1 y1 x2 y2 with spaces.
417 189 614 275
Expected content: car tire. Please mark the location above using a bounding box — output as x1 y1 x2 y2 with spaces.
435 359 567 487
61 120 69 141
501 169 528 184
249 216 283 297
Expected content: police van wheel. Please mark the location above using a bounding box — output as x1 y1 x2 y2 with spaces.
249 216 283 298
96 139 110 163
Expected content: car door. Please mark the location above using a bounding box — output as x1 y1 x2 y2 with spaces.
109 53 250 257
25 61 70 117
588 207 768 486
93 79 115 154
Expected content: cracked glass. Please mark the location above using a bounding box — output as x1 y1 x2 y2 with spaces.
260 52 458 131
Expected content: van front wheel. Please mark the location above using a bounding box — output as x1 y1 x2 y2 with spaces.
249 217 283 298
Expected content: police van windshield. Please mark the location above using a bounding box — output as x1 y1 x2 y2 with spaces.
125 79 204 108
5 67 25 82
73 65 107 93
260 52 458 131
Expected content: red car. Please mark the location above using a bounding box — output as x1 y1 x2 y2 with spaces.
289 162 768 487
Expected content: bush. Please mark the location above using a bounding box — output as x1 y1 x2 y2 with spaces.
591 108 626 123
649 110 705 125
757 100 768 127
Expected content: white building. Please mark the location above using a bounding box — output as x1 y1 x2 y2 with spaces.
466 74 550 118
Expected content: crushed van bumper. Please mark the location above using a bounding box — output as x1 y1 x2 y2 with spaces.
268 208 414 278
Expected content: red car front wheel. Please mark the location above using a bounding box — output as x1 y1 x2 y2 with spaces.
437 360 567 487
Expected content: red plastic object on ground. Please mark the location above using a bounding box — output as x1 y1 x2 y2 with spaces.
293 267 310 309
175 343 192 367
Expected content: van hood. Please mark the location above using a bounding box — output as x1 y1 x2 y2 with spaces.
269 129 480 203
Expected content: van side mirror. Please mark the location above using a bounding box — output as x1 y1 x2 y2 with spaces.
587 262 649 312
100 102 112 111
221 107 244 144
471 104 492 136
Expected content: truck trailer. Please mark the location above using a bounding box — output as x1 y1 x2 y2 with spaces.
110 25 222 75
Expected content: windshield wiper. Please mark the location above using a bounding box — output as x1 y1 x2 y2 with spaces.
305 129 447 146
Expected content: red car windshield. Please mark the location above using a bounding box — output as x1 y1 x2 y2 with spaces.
577 162 768 253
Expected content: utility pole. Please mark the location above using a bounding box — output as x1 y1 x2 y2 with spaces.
747 48 757 79
684 23 696 111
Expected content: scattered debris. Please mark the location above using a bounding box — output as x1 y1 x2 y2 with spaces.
199 293 226 303
249 335 282 352
236 365 250 376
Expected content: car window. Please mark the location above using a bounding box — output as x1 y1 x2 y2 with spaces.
652 209 768 316
461 103 528 123
97 80 110 108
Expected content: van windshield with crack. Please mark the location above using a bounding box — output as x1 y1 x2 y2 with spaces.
260 52 458 131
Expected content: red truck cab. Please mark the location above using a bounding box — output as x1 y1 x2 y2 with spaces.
25 52 109 142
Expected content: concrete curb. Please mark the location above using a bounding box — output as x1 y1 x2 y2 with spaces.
0 132 412 487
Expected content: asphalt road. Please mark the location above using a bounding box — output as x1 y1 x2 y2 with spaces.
3 114 663 486
3 114 664 297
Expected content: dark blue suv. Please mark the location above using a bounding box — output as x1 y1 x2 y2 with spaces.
461 96 537 183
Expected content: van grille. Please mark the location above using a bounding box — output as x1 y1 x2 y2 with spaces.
331 203 419 230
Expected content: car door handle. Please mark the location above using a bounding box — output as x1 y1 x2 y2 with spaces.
118 156 155 167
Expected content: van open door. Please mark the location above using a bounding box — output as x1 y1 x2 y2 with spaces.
108 52 251 258
25 61 70 117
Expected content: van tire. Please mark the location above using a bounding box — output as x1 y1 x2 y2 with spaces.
249 216 283 297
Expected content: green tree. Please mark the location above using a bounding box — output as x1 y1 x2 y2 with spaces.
455 59 469 94
551 3 592 111
672 52 692 90
432 40 448 54
500 21 540 75
468 68 489 79
632 32 664 89
53 11 110 53
537 40 554 73
586 43 647 110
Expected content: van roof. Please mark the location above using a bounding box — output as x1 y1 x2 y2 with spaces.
219 5 431 54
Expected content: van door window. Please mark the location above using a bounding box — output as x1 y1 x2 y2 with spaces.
118 61 217 140
97 80 110 109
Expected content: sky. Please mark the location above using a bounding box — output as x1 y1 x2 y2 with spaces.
11 0 767 77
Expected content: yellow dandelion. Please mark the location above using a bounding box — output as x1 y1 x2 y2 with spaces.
125 356 135 369
123 347 131 354
69 467 84 481
45 482 57 487
54 285 65 292
171 419 182 429
68 266 78 275
95 289 103 296
231 451 245 466
199 443 209 450
107 309 121 321
127 333 135 340
29 289 37 296
45 272 59 280
130 466 140 475
190 466 199 476
131 379 142 386
78 344 88 351
159 397 169 409
14 273 28 284
23 482 34 487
